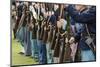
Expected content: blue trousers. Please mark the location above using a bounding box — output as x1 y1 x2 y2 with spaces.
81 49 95 61
37 40 41 62
23 27 31 56
20 27 24 47
79 36 96 61
16 27 24 47
46 42 52 63
16 27 22 42
38 41 47 64
26 29 32 55
31 38 39 59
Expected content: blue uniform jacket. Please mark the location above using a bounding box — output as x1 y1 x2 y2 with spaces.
67 5 96 50
67 5 96 33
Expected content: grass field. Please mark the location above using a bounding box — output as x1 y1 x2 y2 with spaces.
12 33 38 66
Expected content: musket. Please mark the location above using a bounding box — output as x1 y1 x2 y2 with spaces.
42 9 53 43
53 28 60 57
36 4 45 40
47 23 53 43
16 12 25 33
42 16 51 43
16 4 26 33
50 26 56 50
59 31 68 63
63 41 72 62
62 33 72 62
26 3 32 31
54 4 64 61
63 17 73 62
42 22 48 43
39 3 48 40
59 4 73 63
40 20 45 40
36 5 41 40
51 4 67 62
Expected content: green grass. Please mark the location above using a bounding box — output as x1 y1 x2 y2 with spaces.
12 33 38 66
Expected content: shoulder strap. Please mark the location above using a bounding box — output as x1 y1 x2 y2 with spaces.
85 24 96 53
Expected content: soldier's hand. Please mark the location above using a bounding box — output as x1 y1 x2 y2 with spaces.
35 22 38 26
69 37 75 44
12 11 16 16
44 26 46 30
31 24 34 28
65 38 68 43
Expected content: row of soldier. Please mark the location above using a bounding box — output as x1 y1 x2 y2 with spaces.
12 1 96 64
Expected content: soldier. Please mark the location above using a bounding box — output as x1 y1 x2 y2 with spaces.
66 5 96 61
46 11 57 64
53 21 61 63
38 3 56 64
15 1 26 55
59 19 68 63
26 3 33 56
15 1 23 41
29 3 40 60
39 20 45 64
39 11 53 64
16 2 32 56
50 24 57 63
55 5 68 63
19 2 32 56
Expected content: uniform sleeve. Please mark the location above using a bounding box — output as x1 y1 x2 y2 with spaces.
67 5 96 24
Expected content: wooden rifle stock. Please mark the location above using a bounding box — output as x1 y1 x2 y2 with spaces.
63 42 72 62
53 30 60 57
51 27 56 50
59 33 67 63
17 13 25 33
